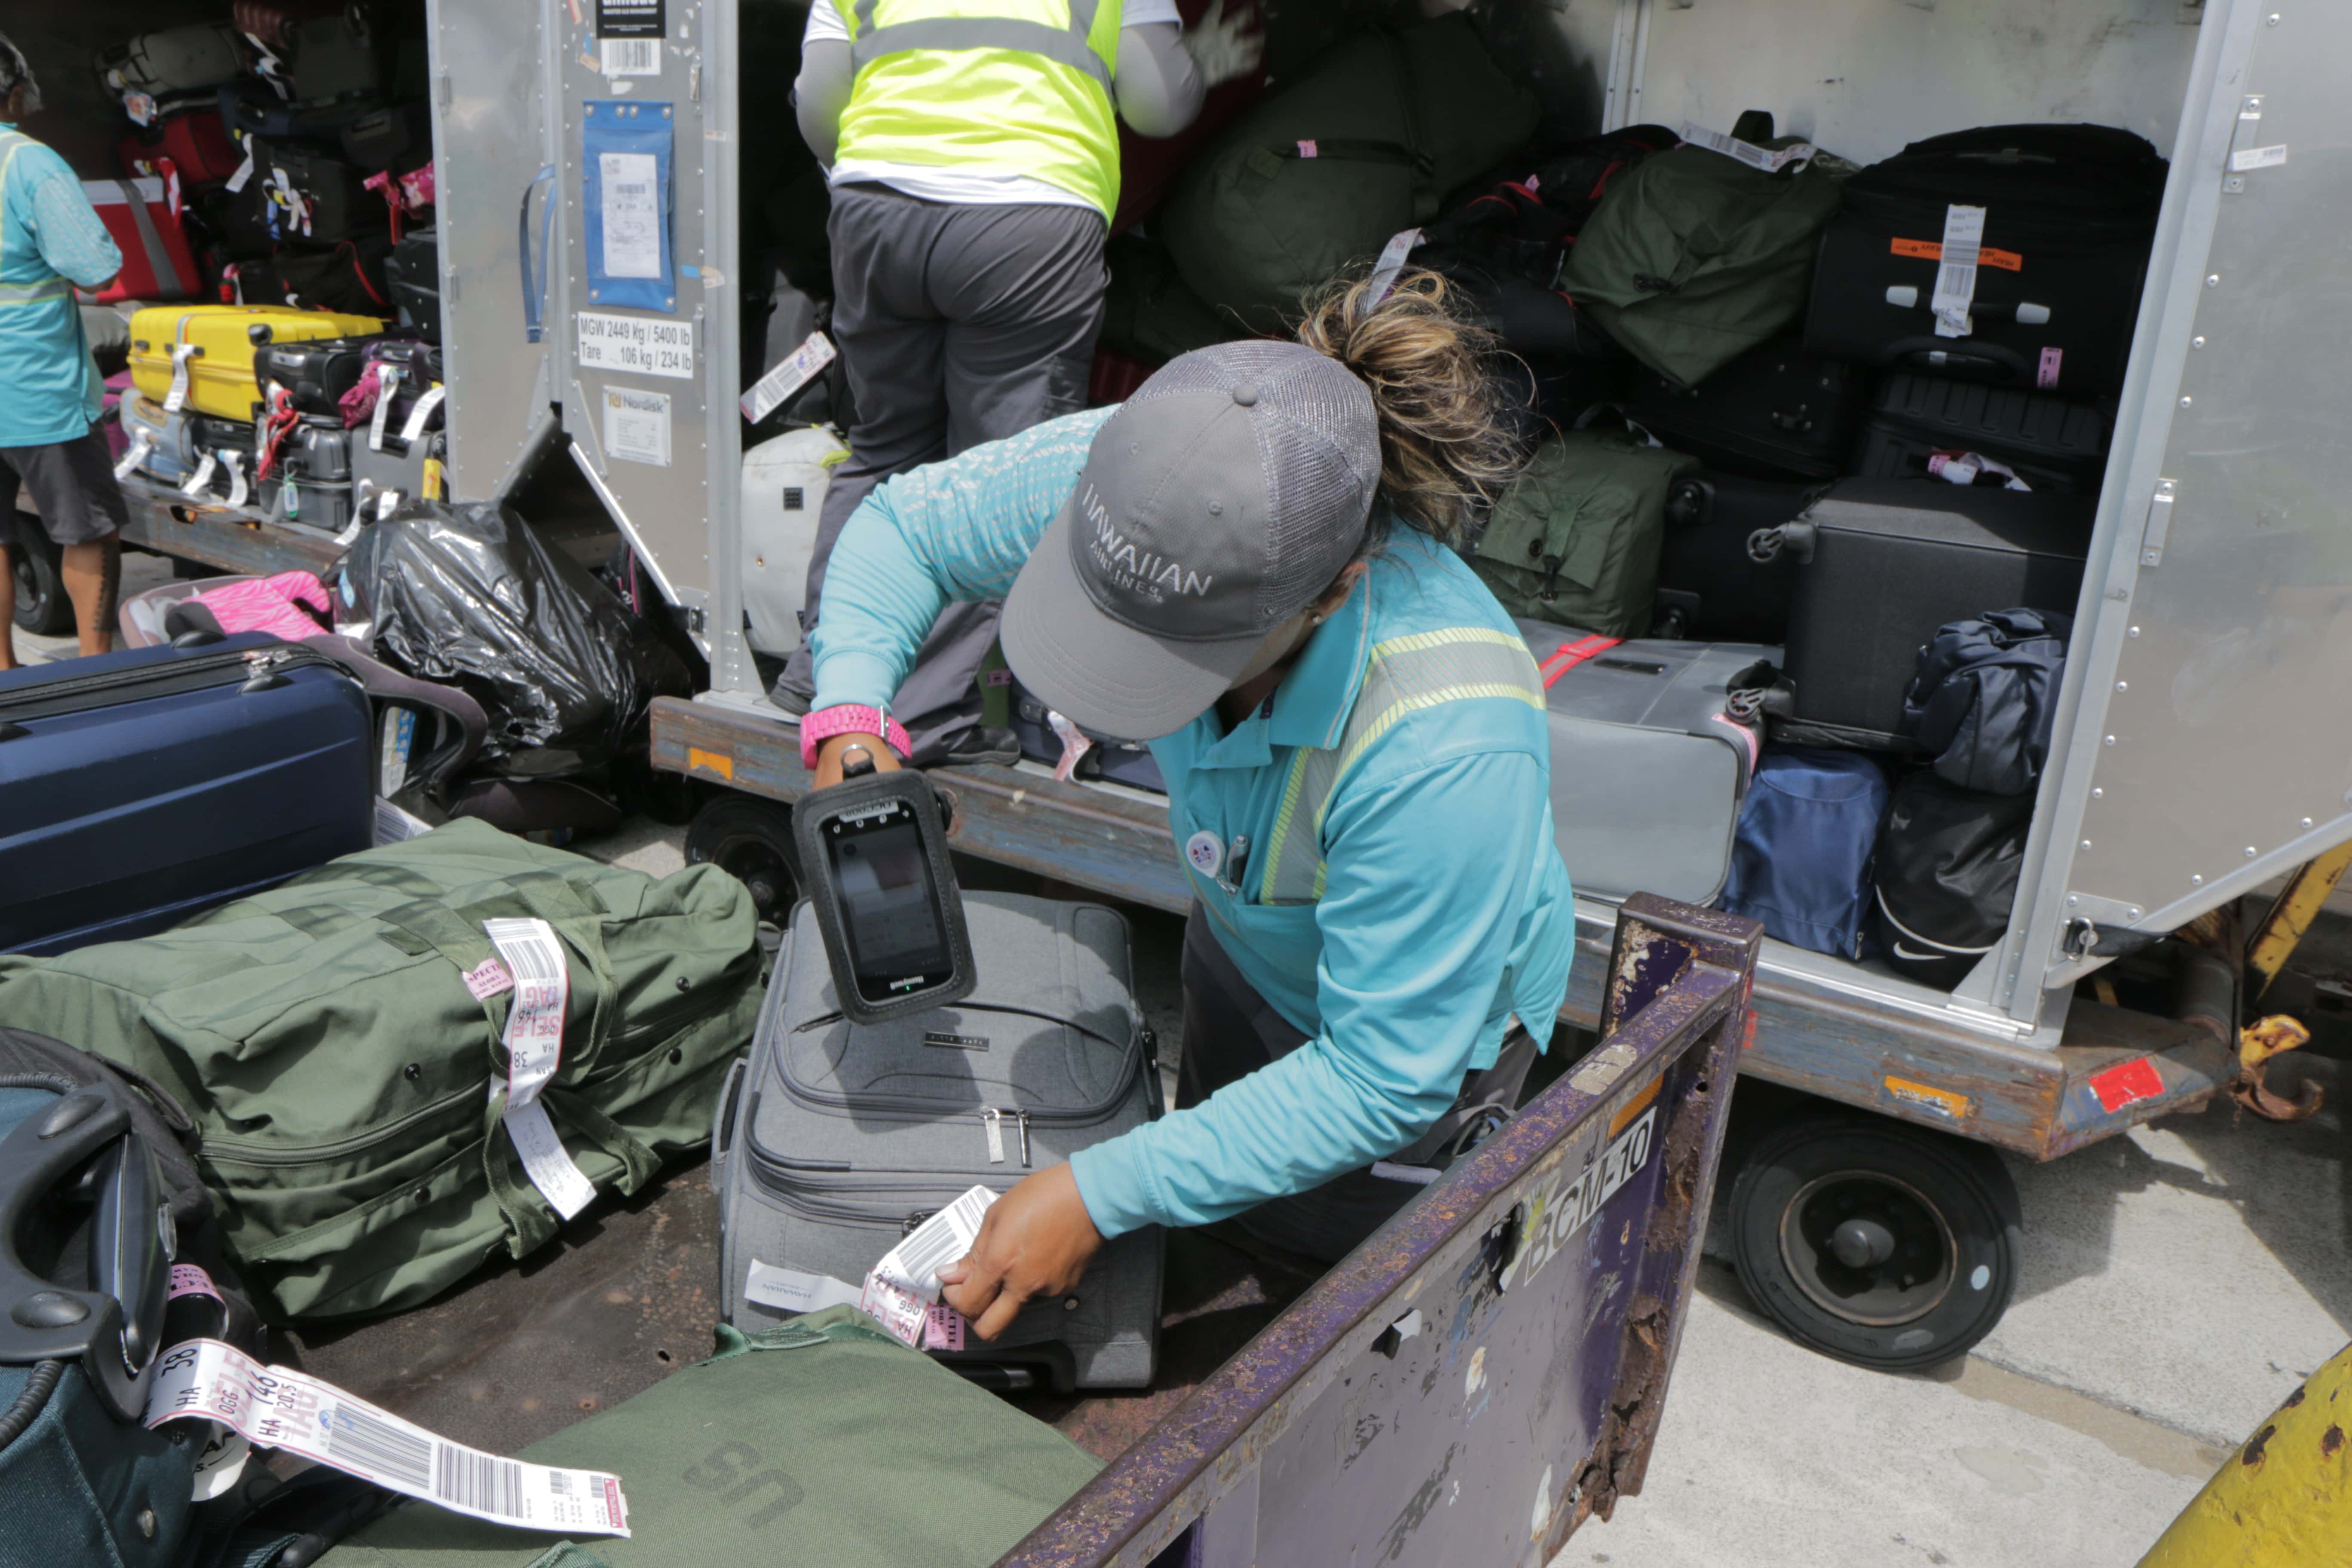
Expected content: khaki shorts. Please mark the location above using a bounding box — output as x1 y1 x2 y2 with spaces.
0 426 130 549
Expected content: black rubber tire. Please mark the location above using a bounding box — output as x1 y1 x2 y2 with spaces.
615 751 707 826
6 516 74 637
1729 1109 2022 1371
684 793 802 926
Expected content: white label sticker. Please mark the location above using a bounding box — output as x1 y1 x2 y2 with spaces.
1931 203 1987 339
575 311 695 378
369 366 403 452
870 1184 995 1301
225 143 256 194
600 37 662 75
164 343 197 413
603 386 672 467
400 383 447 444
147 1338 630 1536
738 331 838 423
2229 143 2288 172
180 449 218 497
221 450 248 509
502 1099 599 1219
1679 122 1818 173
372 796 433 846
114 433 156 482
598 151 663 280
743 1261 866 1315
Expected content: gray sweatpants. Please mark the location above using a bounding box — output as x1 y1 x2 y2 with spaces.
776 183 1109 759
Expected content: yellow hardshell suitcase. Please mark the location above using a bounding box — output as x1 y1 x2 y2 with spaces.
128 304 384 422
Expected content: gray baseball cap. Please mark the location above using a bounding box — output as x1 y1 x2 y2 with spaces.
1002 341 1382 740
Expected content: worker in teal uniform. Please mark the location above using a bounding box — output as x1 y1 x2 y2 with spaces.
0 35 126 668
795 270 1577 1337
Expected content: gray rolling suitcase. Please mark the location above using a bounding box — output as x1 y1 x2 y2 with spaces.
714 891 1163 1391
1523 623 1779 906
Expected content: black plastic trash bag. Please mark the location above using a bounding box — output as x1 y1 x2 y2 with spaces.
336 501 690 776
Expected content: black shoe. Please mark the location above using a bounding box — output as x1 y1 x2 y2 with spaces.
925 725 1022 769
768 681 812 717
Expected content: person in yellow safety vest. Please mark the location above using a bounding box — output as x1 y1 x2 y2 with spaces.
0 34 127 669
775 0 1263 765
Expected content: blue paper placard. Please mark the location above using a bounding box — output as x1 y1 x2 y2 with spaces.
582 99 677 313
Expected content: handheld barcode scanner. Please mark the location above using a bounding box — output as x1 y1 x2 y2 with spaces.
793 751 976 1025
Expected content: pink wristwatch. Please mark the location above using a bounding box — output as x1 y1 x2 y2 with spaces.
799 704 913 771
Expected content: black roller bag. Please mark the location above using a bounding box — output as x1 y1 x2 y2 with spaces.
1803 123 2167 396
1761 479 2091 749
0 635 373 956
1625 338 1868 481
1652 470 1816 645
253 334 380 416
1873 773 2037 989
385 227 440 339
1853 371 2109 493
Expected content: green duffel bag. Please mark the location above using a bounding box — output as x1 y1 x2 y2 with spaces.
1471 427 1699 637
1159 14 1537 331
317 1308 1102 1568
1561 118 1857 388
0 819 762 1322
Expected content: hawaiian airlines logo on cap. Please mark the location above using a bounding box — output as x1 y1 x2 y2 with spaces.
1081 481 1215 607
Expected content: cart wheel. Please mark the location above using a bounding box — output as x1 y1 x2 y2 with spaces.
1730 1109 2021 1371
615 751 707 826
685 794 802 925
6 517 74 637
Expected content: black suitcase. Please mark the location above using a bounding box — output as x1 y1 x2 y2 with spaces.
1804 124 2167 396
0 635 374 955
1770 479 2092 747
242 139 382 244
385 227 440 339
1851 372 2109 493
1652 471 1816 645
1625 339 1868 481
338 100 431 175
253 334 378 416
1010 678 1166 792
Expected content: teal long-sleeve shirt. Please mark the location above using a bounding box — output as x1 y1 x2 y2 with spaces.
809 409 1577 1237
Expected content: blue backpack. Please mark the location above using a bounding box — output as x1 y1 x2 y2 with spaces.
1719 748 1891 959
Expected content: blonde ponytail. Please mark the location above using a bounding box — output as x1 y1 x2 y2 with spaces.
1294 267 1525 545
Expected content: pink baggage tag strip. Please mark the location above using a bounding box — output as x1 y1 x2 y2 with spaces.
464 959 514 1000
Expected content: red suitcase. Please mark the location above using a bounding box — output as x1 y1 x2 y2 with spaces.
117 101 243 187
81 178 204 303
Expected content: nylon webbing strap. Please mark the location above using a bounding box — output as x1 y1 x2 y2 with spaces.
108 179 189 298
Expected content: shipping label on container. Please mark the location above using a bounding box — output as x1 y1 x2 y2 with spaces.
603 386 673 468
576 311 695 379
596 0 665 36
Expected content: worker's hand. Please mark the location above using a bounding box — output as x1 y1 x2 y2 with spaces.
1180 0 1264 89
938 1164 1104 1341
812 732 900 789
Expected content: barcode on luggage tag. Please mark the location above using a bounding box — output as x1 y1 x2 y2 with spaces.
1930 203 1986 339
873 1184 996 1298
600 38 661 75
327 1403 432 1491
439 1450 527 1517
738 332 837 423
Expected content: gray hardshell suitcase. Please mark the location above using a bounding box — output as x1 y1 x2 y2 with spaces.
352 429 444 515
1522 623 1778 906
714 891 1164 1391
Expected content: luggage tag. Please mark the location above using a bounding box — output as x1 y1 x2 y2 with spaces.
483 917 600 1220
220 451 248 509
370 366 404 453
399 384 447 446
1045 709 1094 783
376 488 405 521
164 1263 251 1501
1680 122 1819 173
738 332 836 423
179 450 219 498
742 1260 866 1315
147 1338 630 1536
1926 450 2031 492
1363 227 1423 314
162 343 198 413
1931 204 1987 340
122 91 156 127
860 1184 997 1348
114 432 158 482
224 138 256 195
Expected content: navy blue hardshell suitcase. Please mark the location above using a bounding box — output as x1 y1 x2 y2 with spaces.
0 634 373 955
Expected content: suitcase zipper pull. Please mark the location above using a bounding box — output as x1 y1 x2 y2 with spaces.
981 1107 1005 1165
1017 1110 1032 1169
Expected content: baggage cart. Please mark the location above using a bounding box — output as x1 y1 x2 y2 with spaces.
268 894 1756 1565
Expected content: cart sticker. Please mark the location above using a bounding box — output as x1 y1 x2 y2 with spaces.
220 451 248 509
2037 347 2063 389
603 386 673 467
598 152 663 280
2229 143 2288 173
484 919 600 1219
180 450 218 497
742 1261 864 1315
400 385 447 445
369 366 403 452
575 311 695 378
146 1338 630 1536
1501 1104 1656 1292
1890 236 2021 273
1930 204 1986 339
2087 1055 2166 1114
1883 1075 1975 1121
683 746 734 782
1608 1071 1663 1138
739 331 837 423
164 343 197 413
1680 122 1819 173
600 37 662 75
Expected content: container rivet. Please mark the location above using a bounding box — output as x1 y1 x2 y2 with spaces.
2069 894 2080 906
2192 874 2204 886
2205 274 2222 288
2191 336 2207 349
2247 846 2259 858
2268 12 2282 23
2129 908 2142 920
2081 839 2093 852
2128 625 2141 637
2301 818 2314 830
2103 735 2116 747
2092 787 2104 799
2116 680 2128 692
2179 395 2193 408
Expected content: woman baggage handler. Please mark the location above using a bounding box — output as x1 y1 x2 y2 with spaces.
801 272 1577 1339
